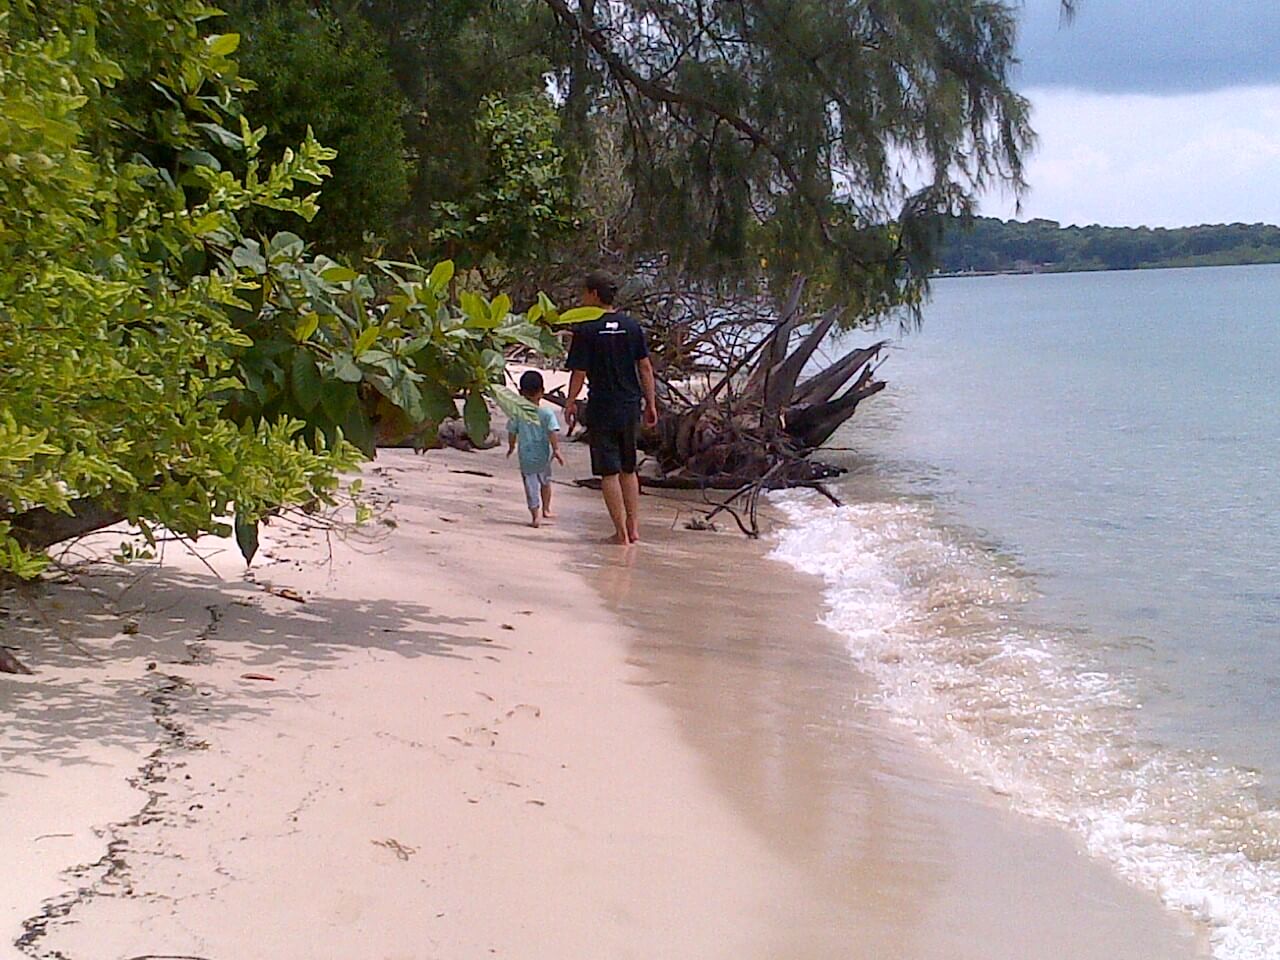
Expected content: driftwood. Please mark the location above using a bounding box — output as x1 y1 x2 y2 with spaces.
643 277 887 494
1 647 33 675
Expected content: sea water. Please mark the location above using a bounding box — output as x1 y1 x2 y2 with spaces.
770 264 1280 958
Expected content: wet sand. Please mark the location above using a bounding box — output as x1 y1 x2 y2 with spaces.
2 442 1208 959
584 515 1209 958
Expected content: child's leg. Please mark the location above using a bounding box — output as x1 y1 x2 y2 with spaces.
541 475 554 519
523 473 542 528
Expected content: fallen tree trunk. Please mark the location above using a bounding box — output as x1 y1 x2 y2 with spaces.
640 286 887 491
8 498 126 552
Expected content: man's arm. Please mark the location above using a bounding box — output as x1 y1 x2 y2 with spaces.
637 357 658 428
564 369 587 431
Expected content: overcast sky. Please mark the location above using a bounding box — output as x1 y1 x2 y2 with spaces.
984 0 1280 227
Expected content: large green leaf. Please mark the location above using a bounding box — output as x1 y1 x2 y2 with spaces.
207 33 241 57
489 293 511 325
427 260 454 292
289 350 323 413
179 149 220 171
340 402 376 458
420 380 458 425
231 241 267 274
320 382 357 424
234 513 259 565
321 265 358 283
294 312 319 342
353 326 380 356
459 291 494 328
493 385 538 423
195 122 243 151
463 389 491 443
553 306 606 325
268 231 306 261
330 352 363 383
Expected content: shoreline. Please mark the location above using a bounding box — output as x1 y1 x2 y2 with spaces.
4 442 1208 959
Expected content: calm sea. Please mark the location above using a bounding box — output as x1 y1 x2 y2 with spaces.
770 264 1280 959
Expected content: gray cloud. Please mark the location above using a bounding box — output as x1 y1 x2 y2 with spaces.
1016 0 1280 94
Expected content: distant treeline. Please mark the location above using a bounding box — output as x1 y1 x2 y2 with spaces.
937 217 1280 274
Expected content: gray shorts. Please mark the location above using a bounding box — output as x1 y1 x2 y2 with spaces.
522 468 552 510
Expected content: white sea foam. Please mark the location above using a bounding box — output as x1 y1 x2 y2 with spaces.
769 490 1280 960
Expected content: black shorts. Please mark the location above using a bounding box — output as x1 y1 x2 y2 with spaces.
588 419 639 477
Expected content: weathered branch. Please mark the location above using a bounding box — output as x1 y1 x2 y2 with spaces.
793 342 885 407
0 648 34 675
762 305 843 416
784 377 887 449
8 498 126 552
742 277 807 403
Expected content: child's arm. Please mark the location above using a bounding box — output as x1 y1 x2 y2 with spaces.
506 426 517 458
549 427 564 465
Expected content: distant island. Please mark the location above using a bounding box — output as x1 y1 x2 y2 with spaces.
936 217 1280 275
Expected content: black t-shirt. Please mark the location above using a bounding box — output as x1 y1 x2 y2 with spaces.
566 311 650 429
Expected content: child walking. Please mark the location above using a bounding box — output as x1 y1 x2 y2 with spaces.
506 370 564 527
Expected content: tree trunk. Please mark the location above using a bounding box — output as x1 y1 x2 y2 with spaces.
8 498 126 552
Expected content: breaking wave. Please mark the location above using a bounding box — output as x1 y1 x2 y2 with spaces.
770 491 1280 960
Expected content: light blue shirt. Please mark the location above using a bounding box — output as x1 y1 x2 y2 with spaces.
507 406 560 475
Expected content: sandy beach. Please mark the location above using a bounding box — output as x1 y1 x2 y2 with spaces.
3 437 1209 959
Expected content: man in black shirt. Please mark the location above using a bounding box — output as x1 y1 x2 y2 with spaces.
564 272 658 545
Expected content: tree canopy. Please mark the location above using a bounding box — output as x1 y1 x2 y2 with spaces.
230 0 1039 314
541 0 1033 311
229 0 411 251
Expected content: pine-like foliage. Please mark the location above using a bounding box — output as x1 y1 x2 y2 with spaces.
546 0 1034 313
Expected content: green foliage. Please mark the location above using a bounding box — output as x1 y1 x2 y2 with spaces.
227 0 411 252
352 0 562 236
938 218 1280 274
0 0 569 577
429 95 575 268
546 0 1033 316
220 241 574 455
0 0 368 578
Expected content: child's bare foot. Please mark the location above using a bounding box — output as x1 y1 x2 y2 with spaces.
530 509 541 528
542 510 557 520
599 533 631 545
627 526 641 543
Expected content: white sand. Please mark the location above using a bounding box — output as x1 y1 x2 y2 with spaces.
3 437 1209 959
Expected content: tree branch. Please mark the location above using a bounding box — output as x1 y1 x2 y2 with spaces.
539 0 835 241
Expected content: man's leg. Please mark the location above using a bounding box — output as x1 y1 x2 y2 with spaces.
591 427 631 545
600 474 629 544
619 419 641 542
620 472 641 543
